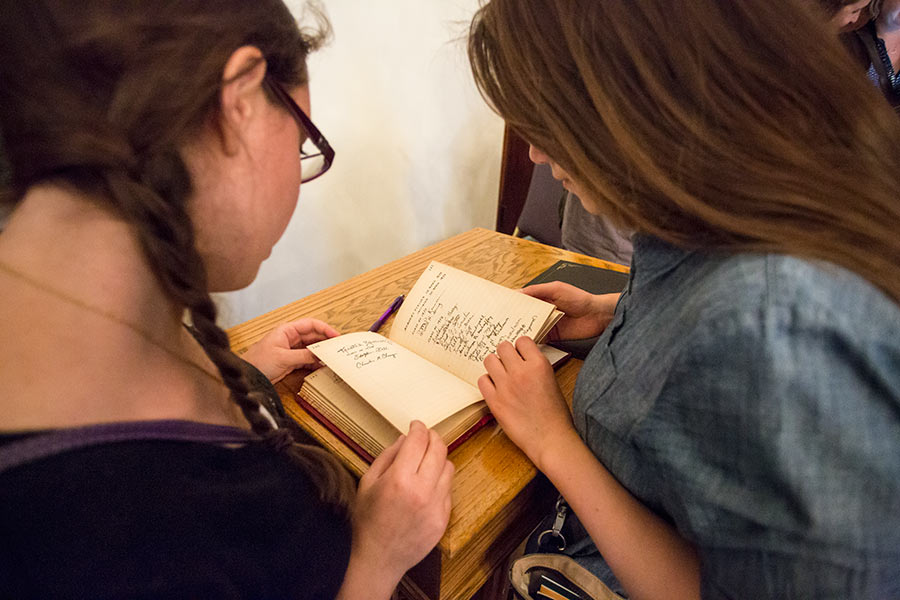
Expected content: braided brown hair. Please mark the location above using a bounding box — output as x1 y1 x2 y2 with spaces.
0 0 354 506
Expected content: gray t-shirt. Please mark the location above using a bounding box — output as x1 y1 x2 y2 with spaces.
561 193 633 266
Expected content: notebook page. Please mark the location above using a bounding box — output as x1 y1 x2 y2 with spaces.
389 261 558 386
307 331 482 431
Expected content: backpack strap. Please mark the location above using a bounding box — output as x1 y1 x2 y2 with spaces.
0 420 261 474
857 24 897 99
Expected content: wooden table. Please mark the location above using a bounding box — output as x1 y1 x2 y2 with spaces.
227 228 628 600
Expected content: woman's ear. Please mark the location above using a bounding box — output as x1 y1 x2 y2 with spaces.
217 46 268 156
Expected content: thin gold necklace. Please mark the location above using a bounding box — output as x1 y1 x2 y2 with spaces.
0 258 224 386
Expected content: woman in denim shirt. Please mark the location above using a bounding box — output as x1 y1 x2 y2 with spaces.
468 0 900 598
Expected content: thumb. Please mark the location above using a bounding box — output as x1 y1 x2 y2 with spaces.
364 433 405 481
282 347 320 370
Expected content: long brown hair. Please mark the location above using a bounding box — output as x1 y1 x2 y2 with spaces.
0 0 354 505
469 0 900 304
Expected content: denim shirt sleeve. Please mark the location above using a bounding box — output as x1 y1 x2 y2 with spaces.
642 299 900 599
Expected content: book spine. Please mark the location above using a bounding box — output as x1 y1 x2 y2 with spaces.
446 414 495 453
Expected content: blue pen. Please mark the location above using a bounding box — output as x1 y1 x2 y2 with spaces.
368 295 404 332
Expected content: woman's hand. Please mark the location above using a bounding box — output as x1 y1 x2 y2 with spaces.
338 421 454 599
240 319 340 383
521 282 620 341
479 336 579 469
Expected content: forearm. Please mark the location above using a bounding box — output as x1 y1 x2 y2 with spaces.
335 551 400 600
537 430 700 600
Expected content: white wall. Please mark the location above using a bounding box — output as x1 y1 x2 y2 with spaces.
216 0 505 327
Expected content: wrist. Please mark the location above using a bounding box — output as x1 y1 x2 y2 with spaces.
532 424 582 474
338 545 402 600
593 292 619 316
240 346 271 378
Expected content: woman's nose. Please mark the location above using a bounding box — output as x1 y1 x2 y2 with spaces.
528 144 550 165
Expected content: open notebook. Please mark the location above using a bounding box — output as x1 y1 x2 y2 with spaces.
298 261 566 462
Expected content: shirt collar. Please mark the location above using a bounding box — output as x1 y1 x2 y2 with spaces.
628 234 695 291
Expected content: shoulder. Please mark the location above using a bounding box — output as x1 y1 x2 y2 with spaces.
627 236 900 344
0 439 351 599
677 250 900 343
661 251 900 437
642 253 900 591
578 247 900 437
648 253 900 548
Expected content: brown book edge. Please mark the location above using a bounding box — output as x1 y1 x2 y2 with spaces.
296 394 494 465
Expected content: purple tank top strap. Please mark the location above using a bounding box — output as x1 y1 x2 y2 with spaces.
0 420 260 474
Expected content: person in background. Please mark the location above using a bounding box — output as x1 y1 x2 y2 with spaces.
469 0 900 598
853 0 900 108
819 0 873 31
0 1 452 598
560 193 633 266
812 0 900 110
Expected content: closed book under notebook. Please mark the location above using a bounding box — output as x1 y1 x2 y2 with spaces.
298 261 567 463
525 260 629 360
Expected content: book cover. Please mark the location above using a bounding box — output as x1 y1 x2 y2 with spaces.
525 260 629 359
525 260 629 293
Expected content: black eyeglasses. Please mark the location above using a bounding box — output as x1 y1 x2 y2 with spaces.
264 76 335 183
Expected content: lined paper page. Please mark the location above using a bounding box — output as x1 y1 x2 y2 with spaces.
389 261 558 385
307 331 482 430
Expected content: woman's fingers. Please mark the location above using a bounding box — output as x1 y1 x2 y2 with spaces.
416 428 448 481
494 340 522 365
392 420 432 473
282 318 341 347
366 433 406 479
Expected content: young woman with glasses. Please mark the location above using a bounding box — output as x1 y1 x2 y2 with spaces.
0 2 452 598
470 0 900 598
